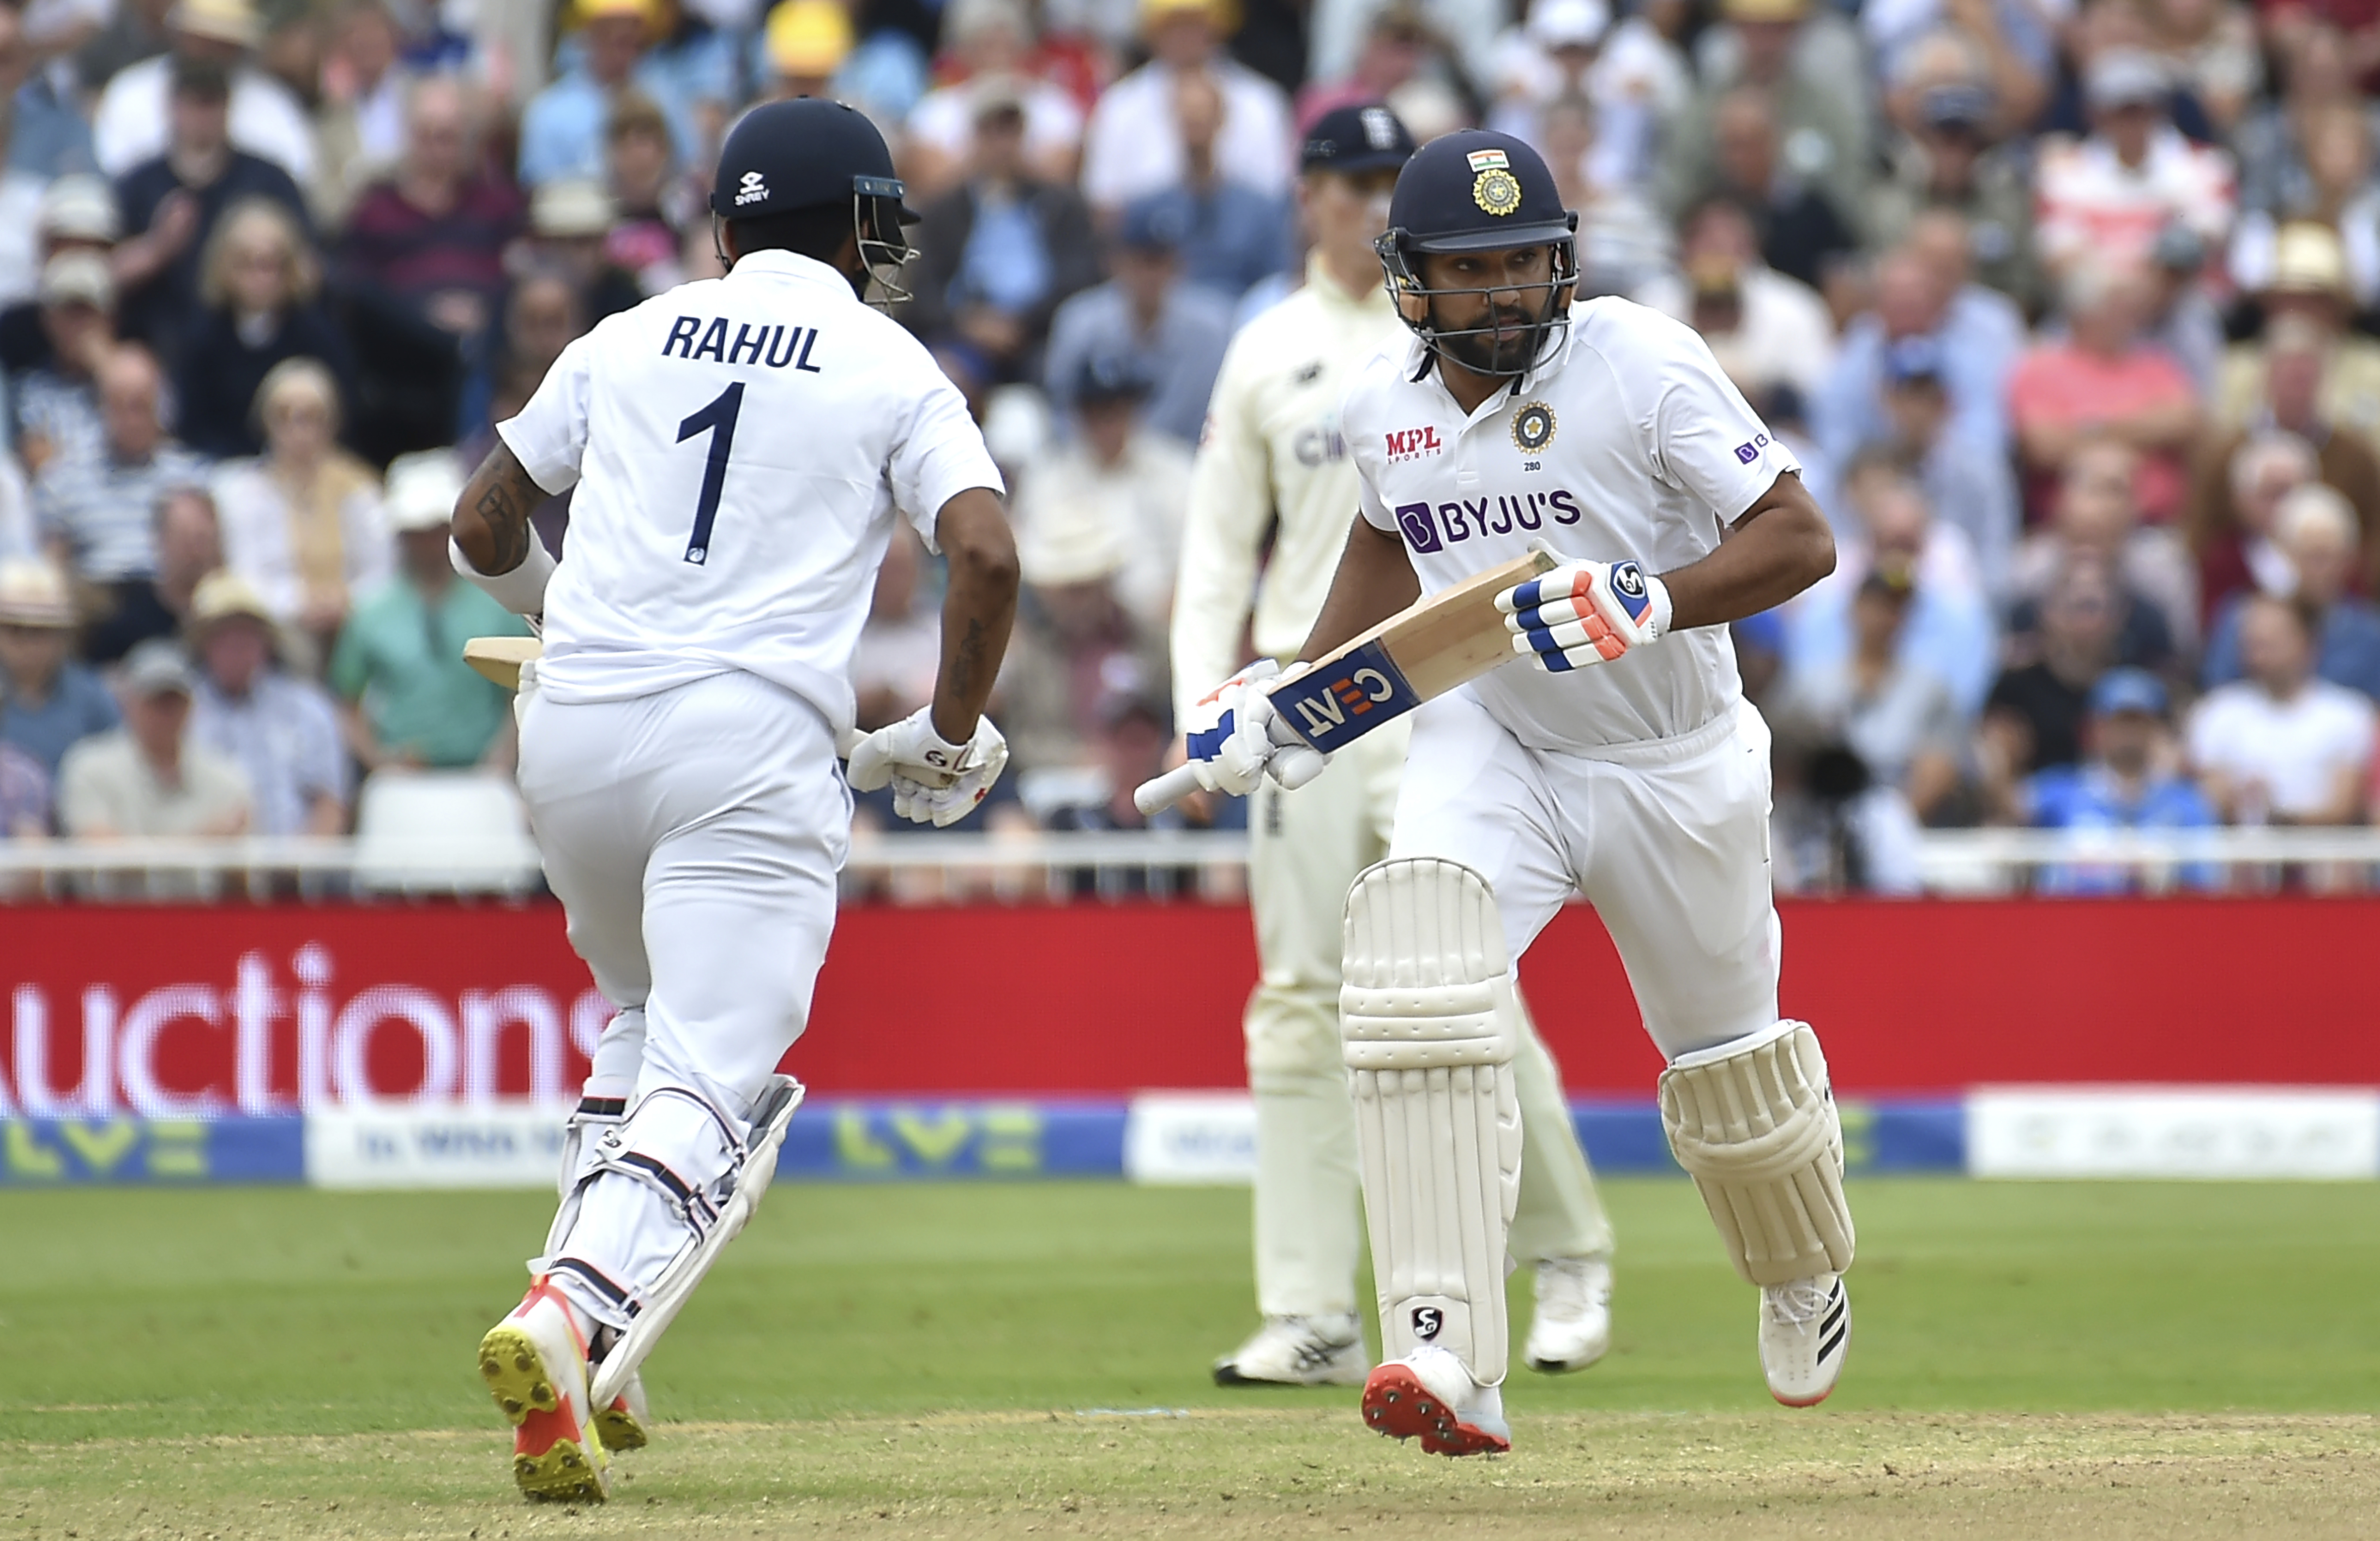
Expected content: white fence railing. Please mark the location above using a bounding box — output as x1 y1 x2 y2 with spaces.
0 827 2376 899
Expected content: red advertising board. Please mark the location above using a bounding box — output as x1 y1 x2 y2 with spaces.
2 897 2375 1112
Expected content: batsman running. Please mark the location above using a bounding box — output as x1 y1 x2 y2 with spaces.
448 99 1017 1502
1174 104 1616 1389
1167 129 1851 1455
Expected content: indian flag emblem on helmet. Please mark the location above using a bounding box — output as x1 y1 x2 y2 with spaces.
1474 167 1523 216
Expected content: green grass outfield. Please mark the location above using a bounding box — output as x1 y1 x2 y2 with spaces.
4 1180 2378 1537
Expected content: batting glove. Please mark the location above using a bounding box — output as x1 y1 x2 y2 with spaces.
1496 558 1673 672
846 707 1010 828
1181 661 1331 798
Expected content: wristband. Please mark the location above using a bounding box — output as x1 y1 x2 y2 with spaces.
451 534 557 618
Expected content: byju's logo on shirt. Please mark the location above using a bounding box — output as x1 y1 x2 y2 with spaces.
1733 432 1770 465
1385 425 1443 463
733 169 770 207
1394 490 1583 554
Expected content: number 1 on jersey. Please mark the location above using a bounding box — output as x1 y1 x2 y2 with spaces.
677 382 744 565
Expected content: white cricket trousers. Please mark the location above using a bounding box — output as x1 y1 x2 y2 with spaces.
1246 718 1612 1321
1390 692 1781 1063
517 671 847 1298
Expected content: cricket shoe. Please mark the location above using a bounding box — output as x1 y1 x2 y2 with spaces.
478 1278 609 1503
1212 1313 1368 1387
1360 1344 1509 1457
1760 1273 1849 1407
593 1371 650 1452
1524 1254 1613 1374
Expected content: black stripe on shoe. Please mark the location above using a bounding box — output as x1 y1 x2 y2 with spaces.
1817 1323 1847 1364
1821 1297 1846 1336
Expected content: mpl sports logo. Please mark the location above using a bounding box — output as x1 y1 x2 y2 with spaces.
1385 425 1443 463
733 169 770 207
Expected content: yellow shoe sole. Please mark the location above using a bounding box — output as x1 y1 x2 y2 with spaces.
479 1323 607 1504
593 1400 648 1452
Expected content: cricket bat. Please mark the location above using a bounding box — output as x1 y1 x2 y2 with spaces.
1134 546 1560 815
462 635 916 773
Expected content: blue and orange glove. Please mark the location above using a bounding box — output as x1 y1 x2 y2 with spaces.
1495 558 1673 671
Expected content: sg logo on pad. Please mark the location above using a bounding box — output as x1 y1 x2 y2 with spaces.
1412 1306 1444 1340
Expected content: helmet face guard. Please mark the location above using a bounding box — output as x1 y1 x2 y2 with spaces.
853 174 919 308
1377 214 1580 382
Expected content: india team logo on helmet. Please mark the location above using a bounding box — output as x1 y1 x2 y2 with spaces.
1467 147 1523 217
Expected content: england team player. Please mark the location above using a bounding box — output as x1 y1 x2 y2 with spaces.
1176 104 1616 1390
1177 130 1855 1456
448 100 1018 1502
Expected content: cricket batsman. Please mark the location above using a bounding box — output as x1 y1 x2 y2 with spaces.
1176 104 1616 1389
450 100 1017 1501
1173 129 1851 1455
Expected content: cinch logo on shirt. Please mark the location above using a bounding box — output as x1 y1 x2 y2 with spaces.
662 316 824 371
1733 432 1770 465
1393 490 1583 552
733 169 769 206
1385 426 1443 462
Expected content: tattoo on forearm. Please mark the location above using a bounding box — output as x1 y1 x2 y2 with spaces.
466 446 539 573
950 617 988 701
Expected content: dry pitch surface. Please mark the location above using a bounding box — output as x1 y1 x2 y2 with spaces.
6 1181 2379 1539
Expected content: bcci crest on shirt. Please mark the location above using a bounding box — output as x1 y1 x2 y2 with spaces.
1511 401 1556 453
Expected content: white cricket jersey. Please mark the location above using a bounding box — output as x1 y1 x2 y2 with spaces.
1342 296 1801 753
1171 257 1404 726
498 249 1003 729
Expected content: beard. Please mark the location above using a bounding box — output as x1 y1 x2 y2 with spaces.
1433 296 1554 376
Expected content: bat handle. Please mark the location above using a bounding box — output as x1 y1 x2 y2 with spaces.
1133 762 1203 817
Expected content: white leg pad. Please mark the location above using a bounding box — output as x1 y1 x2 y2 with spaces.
1341 857 1522 1387
1659 1020 1855 1287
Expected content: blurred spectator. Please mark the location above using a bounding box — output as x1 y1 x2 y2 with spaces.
13 252 116 475
2008 262 2199 526
603 92 693 299
338 75 525 341
2228 107 2380 311
1638 197 1832 400
1042 691 1200 895
1899 206 2027 383
1014 353 1190 622
1002 486 1171 773
2014 668 2218 894
310 0 413 223
1667 83 1856 295
2007 437 2192 670
523 178 643 323
2190 339 2380 612
185 569 344 835
1869 1 2053 136
93 0 318 185
1875 336 2018 599
904 0 1085 199
2033 47 2234 278
1662 0 1872 234
1866 81 2040 311
2149 0 2261 134
0 440 26 559
0 556 117 779
74 0 175 99
173 197 356 460
2202 484 2380 699
1297 2 1469 140
2231 17 2378 221
0 737 44 835
518 0 695 189
0 2 98 305
0 176 121 378
56 636 250 838
83 482 222 664
851 521 939 732
1544 93 1670 301
34 346 207 592
2214 226 2380 456
2189 428 2318 620
330 450 526 772
905 77 1101 378
1079 0 1292 214
111 55 313 362
1984 557 2125 778
1773 568 1970 825
1785 469 1997 712
1487 0 1687 196
1767 713 1924 894
759 0 853 102
1812 246 2012 485
1043 195 1232 446
2139 221 2225 395
2187 593 2375 826
1137 68 1289 299
212 357 388 649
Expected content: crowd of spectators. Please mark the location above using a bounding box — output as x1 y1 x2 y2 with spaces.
0 0 2376 896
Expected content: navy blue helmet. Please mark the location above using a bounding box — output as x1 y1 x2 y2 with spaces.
1375 130 1578 378
711 98 919 301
